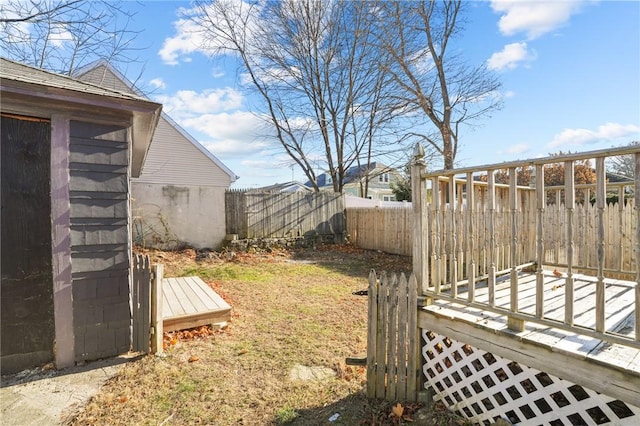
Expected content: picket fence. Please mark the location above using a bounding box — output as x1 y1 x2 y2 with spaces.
366 270 420 401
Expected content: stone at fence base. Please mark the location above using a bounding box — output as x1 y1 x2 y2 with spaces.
224 235 342 252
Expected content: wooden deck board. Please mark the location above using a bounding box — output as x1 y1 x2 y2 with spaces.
162 276 231 332
422 270 638 374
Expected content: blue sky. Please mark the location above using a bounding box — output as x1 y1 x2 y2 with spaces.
120 0 639 188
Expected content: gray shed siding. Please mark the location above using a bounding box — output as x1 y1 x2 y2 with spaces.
69 121 131 361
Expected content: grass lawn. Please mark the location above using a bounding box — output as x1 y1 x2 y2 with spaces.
64 245 468 425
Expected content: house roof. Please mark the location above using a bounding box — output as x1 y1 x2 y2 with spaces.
74 59 238 183
0 57 162 177
307 162 391 187
249 181 313 193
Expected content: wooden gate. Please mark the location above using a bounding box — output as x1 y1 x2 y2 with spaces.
131 254 151 353
366 270 421 401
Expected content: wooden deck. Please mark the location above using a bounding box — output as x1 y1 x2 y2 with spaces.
419 270 640 407
162 276 231 332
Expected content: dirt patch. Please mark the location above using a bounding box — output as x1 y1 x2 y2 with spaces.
63 244 468 425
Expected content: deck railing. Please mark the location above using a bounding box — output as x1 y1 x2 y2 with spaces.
411 145 640 349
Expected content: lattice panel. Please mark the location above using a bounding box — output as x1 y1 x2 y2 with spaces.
422 330 640 425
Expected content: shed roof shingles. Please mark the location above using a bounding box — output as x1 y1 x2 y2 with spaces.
0 57 151 103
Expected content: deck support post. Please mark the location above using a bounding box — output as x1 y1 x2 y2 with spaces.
448 175 458 298
466 172 476 303
564 161 575 326
487 169 496 307
595 158 606 333
411 143 428 294
507 167 523 332
635 152 640 341
151 263 164 354
535 165 545 318
432 177 442 294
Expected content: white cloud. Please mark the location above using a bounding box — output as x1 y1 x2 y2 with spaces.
183 111 278 159
488 42 535 71
548 123 640 148
490 0 585 40
149 78 166 90
154 88 244 117
159 1 264 65
504 143 530 155
159 17 206 65
211 67 225 78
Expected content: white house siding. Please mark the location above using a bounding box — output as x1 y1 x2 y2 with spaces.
132 183 227 249
134 117 233 186
130 118 232 249
75 66 135 94
76 63 236 249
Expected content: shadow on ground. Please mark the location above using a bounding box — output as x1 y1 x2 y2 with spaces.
287 391 434 426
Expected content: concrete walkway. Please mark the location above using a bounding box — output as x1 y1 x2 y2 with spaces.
1 355 135 425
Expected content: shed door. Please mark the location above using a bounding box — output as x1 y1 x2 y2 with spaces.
1 114 55 374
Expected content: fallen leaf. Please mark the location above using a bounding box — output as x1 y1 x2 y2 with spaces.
391 403 404 418
188 355 200 363
118 396 128 403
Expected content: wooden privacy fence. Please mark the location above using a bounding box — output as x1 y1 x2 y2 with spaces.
226 190 345 239
347 206 412 256
367 270 420 401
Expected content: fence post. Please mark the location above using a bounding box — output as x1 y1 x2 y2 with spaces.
151 264 164 354
411 143 428 294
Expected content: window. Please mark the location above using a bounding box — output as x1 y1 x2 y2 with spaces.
383 195 396 202
378 173 389 183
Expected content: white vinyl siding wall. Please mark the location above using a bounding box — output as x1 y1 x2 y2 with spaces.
76 67 137 95
134 117 233 187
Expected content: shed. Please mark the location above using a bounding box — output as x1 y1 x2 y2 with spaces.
0 58 162 374
74 61 238 249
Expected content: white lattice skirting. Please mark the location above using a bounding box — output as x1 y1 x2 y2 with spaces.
422 330 640 425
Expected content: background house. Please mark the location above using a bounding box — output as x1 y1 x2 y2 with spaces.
309 162 401 201
248 181 313 193
75 61 237 249
1 58 161 373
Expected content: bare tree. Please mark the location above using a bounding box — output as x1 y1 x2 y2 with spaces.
608 141 639 178
191 0 400 192
0 0 140 75
377 0 503 170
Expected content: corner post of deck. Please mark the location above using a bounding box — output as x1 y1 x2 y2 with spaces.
151 263 164 354
411 143 429 294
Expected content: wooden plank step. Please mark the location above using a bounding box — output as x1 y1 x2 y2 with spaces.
162 276 231 332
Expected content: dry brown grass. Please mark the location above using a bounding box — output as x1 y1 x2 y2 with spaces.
64 245 467 425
